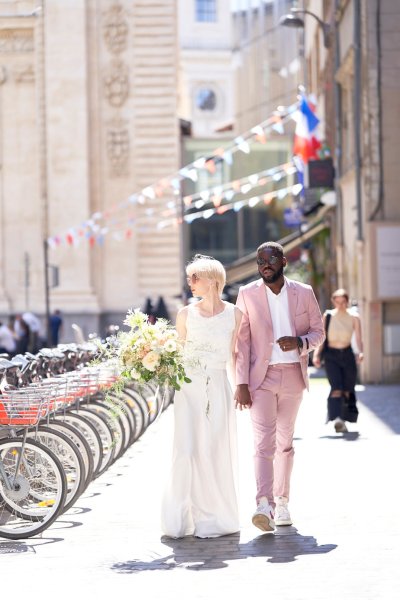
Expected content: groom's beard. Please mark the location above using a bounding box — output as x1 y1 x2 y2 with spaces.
260 264 284 284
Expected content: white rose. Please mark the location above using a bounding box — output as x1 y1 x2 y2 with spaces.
163 339 177 352
130 368 141 380
142 350 161 372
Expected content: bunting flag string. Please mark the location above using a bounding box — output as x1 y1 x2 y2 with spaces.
47 99 302 249
182 161 296 209
48 159 301 247
47 169 302 247
49 178 303 244
183 182 303 225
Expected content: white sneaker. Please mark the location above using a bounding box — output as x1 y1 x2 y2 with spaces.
334 418 348 433
252 498 275 533
274 496 292 526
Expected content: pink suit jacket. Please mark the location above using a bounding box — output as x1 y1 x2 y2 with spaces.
235 277 325 392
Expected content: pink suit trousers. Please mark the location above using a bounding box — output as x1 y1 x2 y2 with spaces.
250 362 305 506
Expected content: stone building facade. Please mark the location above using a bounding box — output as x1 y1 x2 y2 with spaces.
178 0 234 139
0 0 181 340
302 0 400 382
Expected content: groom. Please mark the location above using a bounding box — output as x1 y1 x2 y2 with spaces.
234 241 324 532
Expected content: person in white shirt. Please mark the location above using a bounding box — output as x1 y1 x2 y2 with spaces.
21 312 41 333
0 320 17 355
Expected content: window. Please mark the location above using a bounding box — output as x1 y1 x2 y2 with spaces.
195 0 217 23
195 88 217 111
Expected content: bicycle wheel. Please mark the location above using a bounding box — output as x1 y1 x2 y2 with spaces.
86 399 127 459
70 408 114 477
52 413 100 480
0 438 67 540
123 387 150 437
141 382 161 423
47 418 95 489
34 426 85 513
145 384 174 419
120 389 145 442
101 392 137 448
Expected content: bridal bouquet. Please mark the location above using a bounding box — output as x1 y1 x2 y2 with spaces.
115 308 191 391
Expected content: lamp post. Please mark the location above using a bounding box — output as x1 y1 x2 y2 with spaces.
279 8 331 49
37 1 52 346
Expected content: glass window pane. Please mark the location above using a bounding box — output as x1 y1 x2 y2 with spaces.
195 0 217 23
195 88 217 111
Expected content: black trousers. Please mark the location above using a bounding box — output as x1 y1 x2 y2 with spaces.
324 346 358 423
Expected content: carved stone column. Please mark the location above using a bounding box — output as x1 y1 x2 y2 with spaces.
0 20 37 315
44 0 99 314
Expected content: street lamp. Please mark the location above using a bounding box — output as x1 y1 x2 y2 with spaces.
279 8 331 48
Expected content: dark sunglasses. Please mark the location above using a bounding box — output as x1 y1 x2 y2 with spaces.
256 255 280 267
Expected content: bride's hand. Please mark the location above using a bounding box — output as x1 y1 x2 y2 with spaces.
235 384 252 410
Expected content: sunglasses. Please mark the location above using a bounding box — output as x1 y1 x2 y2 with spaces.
256 255 280 267
186 273 200 285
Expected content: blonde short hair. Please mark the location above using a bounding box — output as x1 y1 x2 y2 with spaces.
331 288 349 302
186 255 226 296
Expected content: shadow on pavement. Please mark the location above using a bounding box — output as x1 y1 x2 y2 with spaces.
0 536 64 554
111 529 337 572
356 385 400 434
319 432 360 441
49 519 83 531
66 505 92 515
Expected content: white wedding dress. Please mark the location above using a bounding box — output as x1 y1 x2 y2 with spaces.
161 301 239 538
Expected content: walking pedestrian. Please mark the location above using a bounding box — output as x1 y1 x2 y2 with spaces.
49 309 63 346
13 314 30 354
21 311 41 352
235 241 325 533
143 297 156 325
312 288 363 433
0 319 17 355
161 255 242 538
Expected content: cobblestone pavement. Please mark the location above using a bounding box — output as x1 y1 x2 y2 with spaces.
1 376 399 600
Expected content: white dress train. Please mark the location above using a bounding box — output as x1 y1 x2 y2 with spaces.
161 302 239 538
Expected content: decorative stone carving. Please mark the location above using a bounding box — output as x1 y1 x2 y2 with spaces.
0 29 34 54
103 60 129 107
102 4 128 55
106 120 130 177
14 63 35 83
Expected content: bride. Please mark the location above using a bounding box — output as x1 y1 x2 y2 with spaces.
161 255 242 538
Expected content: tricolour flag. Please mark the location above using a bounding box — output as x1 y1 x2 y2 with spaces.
292 96 321 163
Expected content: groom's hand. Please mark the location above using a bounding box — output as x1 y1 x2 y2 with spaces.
235 384 252 410
277 336 299 352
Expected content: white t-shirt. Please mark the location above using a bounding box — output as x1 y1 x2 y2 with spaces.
22 312 41 333
0 325 17 353
265 279 299 365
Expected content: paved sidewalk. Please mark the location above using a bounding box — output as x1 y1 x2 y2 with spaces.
1 376 399 599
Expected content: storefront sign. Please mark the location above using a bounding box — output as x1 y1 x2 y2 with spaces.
308 158 334 189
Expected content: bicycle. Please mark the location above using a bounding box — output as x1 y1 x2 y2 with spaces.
0 384 67 540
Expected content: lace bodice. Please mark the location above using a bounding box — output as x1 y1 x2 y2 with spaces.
184 302 236 371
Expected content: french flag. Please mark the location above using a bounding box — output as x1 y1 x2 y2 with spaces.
293 96 321 163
